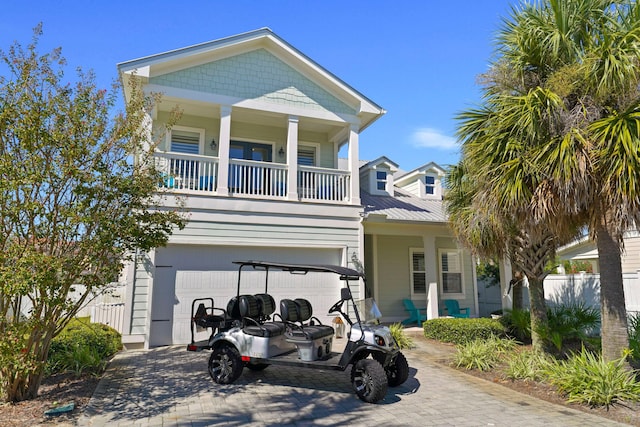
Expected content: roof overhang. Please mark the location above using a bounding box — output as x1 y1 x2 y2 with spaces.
117 28 385 132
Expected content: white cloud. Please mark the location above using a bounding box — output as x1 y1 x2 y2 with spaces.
411 128 458 150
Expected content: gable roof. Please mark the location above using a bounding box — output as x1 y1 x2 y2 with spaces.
395 161 446 185
360 156 399 172
118 28 385 131
361 187 447 223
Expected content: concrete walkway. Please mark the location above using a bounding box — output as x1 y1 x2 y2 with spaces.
77 333 630 427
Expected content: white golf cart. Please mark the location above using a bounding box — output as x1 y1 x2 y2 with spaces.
186 260 409 403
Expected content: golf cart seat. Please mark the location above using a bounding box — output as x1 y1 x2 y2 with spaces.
280 298 334 340
193 302 226 329
238 295 285 337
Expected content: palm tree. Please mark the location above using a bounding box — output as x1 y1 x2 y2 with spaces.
454 0 640 361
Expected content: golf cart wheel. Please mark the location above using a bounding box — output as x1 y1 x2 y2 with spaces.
208 345 243 384
245 362 269 371
351 358 388 403
386 352 409 387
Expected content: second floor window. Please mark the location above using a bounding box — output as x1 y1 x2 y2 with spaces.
425 175 435 195
298 147 316 166
171 130 201 154
376 171 387 191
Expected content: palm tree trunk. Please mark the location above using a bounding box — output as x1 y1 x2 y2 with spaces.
595 219 629 362
527 275 550 352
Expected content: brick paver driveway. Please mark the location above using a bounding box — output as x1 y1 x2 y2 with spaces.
78 338 629 427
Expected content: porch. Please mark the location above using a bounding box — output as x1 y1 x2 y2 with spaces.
155 151 353 203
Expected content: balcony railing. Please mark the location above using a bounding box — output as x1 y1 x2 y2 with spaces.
298 165 351 202
155 152 219 192
229 158 287 198
154 152 351 203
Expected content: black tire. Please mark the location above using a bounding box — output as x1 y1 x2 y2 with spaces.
245 362 269 371
208 345 243 384
386 352 409 387
350 358 388 403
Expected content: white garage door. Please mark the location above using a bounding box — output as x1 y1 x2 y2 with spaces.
149 245 343 346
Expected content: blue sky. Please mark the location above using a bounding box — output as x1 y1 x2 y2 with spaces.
2 1 514 171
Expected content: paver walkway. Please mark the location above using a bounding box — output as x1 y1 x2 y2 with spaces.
78 334 630 427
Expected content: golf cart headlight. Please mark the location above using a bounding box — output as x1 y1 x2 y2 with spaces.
374 335 386 346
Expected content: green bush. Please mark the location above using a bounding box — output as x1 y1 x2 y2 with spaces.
423 318 507 345
504 349 551 382
389 323 415 349
500 309 531 342
46 318 121 376
453 336 517 371
545 348 640 408
538 303 600 352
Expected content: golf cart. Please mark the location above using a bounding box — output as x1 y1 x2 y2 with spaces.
186 260 409 403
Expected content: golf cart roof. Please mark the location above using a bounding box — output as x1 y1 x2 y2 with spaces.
233 260 364 280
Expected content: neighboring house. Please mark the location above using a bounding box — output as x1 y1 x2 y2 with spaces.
117 28 477 348
556 230 640 274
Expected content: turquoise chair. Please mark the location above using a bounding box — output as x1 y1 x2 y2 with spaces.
402 299 427 325
444 299 470 318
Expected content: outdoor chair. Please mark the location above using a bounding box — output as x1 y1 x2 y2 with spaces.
443 299 470 318
402 299 427 325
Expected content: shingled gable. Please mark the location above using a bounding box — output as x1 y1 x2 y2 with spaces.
118 28 385 132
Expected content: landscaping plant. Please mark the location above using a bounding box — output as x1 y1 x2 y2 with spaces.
423 318 506 345
545 348 640 409
504 349 551 382
46 318 121 376
453 336 517 371
0 26 185 402
389 323 415 349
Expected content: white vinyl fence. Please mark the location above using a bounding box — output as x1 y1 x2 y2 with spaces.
543 271 640 315
70 283 127 334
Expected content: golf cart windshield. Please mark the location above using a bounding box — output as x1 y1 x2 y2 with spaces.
354 298 382 324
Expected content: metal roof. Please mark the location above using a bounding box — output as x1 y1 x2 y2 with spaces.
361 187 447 223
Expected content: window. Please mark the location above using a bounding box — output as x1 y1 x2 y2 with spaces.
170 130 201 154
410 250 426 295
298 147 316 166
376 171 387 191
425 175 435 195
440 250 463 295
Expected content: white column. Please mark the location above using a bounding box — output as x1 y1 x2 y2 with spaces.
286 116 299 200
348 124 360 205
216 105 231 196
423 235 439 317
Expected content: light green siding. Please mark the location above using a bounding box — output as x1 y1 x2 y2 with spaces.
150 49 355 115
130 253 153 335
154 112 221 156
375 235 423 320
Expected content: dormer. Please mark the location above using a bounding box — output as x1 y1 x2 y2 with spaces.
395 162 445 199
360 157 399 196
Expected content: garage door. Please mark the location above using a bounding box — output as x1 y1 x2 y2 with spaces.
150 245 343 346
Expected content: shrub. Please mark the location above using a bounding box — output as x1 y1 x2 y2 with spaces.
423 318 507 345
537 303 600 352
389 323 415 349
46 318 121 376
453 336 517 371
500 309 531 342
504 349 551 382
545 348 640 408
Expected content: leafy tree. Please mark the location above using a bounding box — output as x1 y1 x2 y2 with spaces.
452 0 640 362
0 26 185 402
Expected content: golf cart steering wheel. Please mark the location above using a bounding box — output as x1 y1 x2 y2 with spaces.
328 299 345 314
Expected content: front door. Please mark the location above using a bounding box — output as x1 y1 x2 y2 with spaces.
149 266 176 347
229 141 273 193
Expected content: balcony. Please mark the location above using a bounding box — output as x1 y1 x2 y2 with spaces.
155 152 352 203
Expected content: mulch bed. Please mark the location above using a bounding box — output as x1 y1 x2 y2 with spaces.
0 373 100 427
